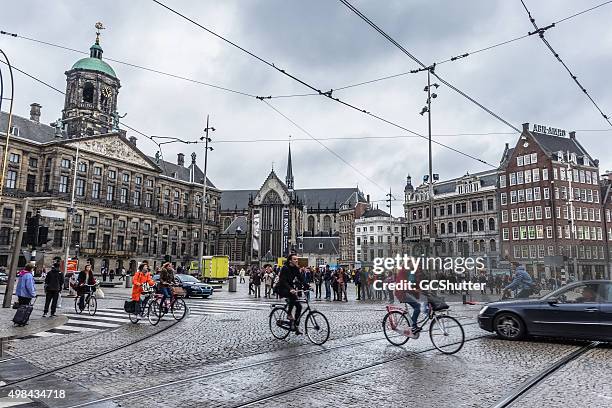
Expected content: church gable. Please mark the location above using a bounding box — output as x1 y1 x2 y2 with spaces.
253 171 291 206
63 134 160 171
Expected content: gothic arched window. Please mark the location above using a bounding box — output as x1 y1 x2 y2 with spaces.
307 215 315 232
83 82 94 103
323 215 332 231
263 190 281 204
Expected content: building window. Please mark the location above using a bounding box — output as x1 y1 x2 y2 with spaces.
61 159 71 169
89 216 98 226
135 176 142 185
502 228 509 241
59 175 68 193
2 208 13 219
0 227 10 245
107 185 114 201
108 169 116 179
26 174 36 192
93 166 102 176
29 157 38 168
9 153 20 163
146 179 154 187
76 179 85 196
133 190 141 206
120 188 128 204
87 233 96 249
117 236 125 251
92 182 100 199
77 162 87 172
500 193 507 205
145 193 152 208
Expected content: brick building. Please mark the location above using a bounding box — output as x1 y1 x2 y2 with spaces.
499 123 607 280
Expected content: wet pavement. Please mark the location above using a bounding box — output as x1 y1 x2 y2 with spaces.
0 282 608 408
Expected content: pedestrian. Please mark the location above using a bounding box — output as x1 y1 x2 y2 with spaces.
239 267 246 283
303 267 312 301
252 269 262 298
263 265 273 298
43 260 63 317
248 269 254 295
102 267 108 282
120 267 127 281
324 267 332 301
354 269 361 300
337 268 347 302
15 262 37 306
331 270 339 301
314 267 323 299
109 269 115 282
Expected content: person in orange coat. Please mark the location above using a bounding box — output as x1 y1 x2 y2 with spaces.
131 261 156 302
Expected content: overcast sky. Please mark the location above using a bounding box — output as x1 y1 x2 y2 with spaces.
2 0 612 213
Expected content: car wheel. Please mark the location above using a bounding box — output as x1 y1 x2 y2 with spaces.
203 295 209 299
494 313 525 340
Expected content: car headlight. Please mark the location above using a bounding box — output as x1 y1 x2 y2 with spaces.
478 306 489 316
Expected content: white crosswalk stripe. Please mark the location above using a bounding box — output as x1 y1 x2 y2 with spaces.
21 308 130 339
21 299 277 338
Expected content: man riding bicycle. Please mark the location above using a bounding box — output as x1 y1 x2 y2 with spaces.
277 254 308 335
395 266 423 334
503 264 533 299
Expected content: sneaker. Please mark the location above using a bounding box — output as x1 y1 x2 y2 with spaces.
50 314 56 317
295 327 303 335
42 313 48 317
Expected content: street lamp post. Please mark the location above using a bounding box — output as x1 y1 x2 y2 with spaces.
197 115 214 273
64 141 80 277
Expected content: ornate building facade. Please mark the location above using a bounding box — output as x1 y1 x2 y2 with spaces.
0 32 220 273
219 146 368 267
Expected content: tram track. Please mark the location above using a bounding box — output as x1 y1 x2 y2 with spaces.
61 322 484 408
490 341 600 408
0 319 181 388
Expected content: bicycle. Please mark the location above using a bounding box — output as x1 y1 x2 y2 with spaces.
74 283 99 316
382 292 465 354
269 289 330 345
147 286 188 325
128 288 156 324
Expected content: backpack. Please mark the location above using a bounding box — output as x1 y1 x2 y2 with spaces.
427 293 449 311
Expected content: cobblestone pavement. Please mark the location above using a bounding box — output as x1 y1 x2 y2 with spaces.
1 282 607 408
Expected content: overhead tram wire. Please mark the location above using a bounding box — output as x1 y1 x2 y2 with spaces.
0 30 259 99
151 0 498 170
338 0 520 133
519 0 612 128
0 60 171 173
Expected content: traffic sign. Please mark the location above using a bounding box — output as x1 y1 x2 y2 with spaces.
67 259 78 273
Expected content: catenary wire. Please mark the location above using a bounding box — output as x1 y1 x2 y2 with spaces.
337 0 521 133
518 0 612 127
151 0 499 170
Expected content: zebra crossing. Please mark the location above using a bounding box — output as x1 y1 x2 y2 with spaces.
22 299 275 338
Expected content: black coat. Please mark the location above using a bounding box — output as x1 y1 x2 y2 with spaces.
276 264 305 298
77 270 96 295
45 267 64 292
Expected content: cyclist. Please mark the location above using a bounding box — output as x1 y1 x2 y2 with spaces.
159 262 175 311
277 254 307 335
503 264 533 299
395 266 423 334
77 264 96 311
131 261 156 312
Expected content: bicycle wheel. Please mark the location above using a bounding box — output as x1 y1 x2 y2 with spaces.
128 312 140 324
305 311 330 345
429 315 465 354
171 298 187 321
148 299 162 326
74 296 83 314
87 296 97 316
382 311 411 346
269 307 290 340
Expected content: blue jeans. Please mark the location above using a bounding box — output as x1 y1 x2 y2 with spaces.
406 300 421 328
160 287 172 306
324 280 331 299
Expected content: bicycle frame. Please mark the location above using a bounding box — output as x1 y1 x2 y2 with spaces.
385 303 435 332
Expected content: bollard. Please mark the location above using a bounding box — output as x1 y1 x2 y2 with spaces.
125 275 132 289
462 293 467 304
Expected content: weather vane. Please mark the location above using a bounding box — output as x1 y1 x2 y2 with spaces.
95 22 105 44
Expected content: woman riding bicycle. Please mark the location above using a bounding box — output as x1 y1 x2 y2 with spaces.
277 254 308 335
77 264 96 311
131 261 156 312
159 262 175 310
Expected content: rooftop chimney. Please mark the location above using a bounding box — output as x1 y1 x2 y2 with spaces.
177 153 185 167
366 194 370 203
191 152 196 165
522 123 529 132
569 131 576 140
29 103 41 123
128 136 137 146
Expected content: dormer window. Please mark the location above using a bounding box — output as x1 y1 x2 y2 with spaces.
9 126 19 137
570 153 577 163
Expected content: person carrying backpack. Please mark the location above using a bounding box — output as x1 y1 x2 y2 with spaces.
43 260 63 317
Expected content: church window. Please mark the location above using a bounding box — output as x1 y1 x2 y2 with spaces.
307 216 315 232
83 82 95 103
323 215 331 231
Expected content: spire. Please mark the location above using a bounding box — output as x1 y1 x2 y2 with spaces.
91 22 105 59
285 139 294 190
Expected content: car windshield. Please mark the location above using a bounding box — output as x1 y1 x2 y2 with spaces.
542 282 591 300
178 274 200 283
